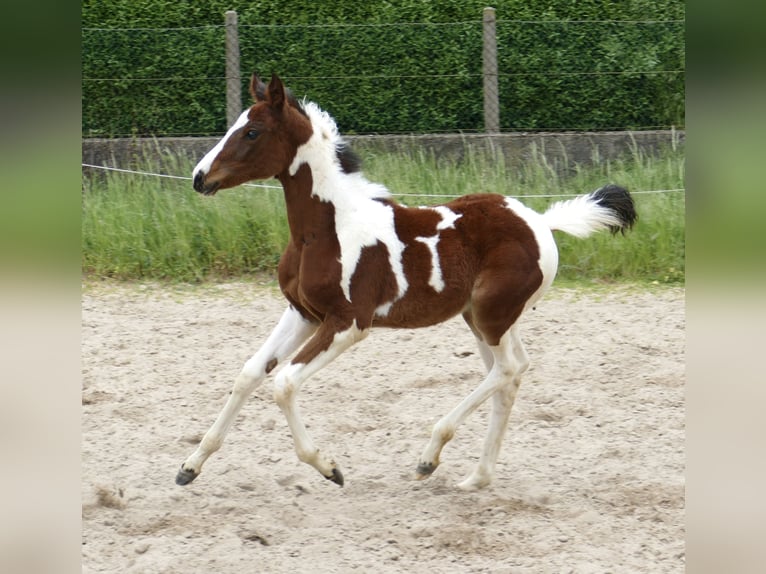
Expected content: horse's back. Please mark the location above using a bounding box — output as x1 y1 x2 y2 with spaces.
370 194 554 330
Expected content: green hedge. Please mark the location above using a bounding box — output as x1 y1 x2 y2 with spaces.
82 0 684 136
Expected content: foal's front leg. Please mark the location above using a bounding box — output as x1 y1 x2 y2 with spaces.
176 306 317 485
273 317 368 486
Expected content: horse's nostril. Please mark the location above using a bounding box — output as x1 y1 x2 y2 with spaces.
193 172 205 192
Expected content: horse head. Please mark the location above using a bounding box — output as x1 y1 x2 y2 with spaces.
192 73 312 195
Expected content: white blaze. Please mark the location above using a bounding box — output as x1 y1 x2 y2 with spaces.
192 110 250 179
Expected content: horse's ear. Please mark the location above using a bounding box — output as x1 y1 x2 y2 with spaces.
250 73 267 102
268 73 286 111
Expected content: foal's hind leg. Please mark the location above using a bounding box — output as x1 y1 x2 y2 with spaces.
457 324 529 490
176 306 317 485
415 325 525 488
463 311 495 372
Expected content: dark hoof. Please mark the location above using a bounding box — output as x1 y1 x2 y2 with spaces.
325 467 344 487
415 461 437 479
175 466 199 486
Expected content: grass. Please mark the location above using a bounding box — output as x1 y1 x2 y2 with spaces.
82 151 288 281
82 142 684 284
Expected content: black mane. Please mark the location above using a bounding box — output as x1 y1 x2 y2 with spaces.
263 83 358 174
336 142 362 174
286 89 308 119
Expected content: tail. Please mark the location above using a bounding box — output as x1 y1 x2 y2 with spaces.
541 184 637 238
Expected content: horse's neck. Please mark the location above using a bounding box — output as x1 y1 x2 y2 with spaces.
278 164 337 244
278 156 394 248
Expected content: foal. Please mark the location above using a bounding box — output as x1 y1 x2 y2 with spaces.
177 73 636 490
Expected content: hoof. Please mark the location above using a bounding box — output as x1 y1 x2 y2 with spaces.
456 478 487 491
457 471 492 491
415 461 437 480
324 467 344 487
175 466 199 486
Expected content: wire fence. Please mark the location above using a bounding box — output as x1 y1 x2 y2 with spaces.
81 163 684 200
82 9 685 137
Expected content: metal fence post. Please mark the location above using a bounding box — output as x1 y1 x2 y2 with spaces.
225 10 241 127
482 7 499 134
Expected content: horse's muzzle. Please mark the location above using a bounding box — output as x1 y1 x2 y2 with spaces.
193 172 219 195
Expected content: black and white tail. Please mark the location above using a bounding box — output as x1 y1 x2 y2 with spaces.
542 184 637 238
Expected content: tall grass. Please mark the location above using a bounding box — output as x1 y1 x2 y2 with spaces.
82 142 684 284
82 153 288 281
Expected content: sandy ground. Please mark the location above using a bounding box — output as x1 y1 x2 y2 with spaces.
82 281 684 573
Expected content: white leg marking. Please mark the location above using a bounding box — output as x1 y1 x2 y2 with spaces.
474 336 495 373
417 326 526 490
463 313 495 372
180 306 316 478
273 321 368 479
458 326 529 490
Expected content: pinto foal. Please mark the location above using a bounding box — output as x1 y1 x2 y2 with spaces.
177 73 636 490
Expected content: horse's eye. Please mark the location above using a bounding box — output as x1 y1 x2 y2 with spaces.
245 129 259 140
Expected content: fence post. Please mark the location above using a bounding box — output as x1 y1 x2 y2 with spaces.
482 7 499 134
225 10 241 127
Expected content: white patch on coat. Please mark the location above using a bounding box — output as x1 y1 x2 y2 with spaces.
290 102 406 305
414 206 463 293
193 110 250 179
374 301 393 318
433 206 462 231
503 197 558 311
415 235 444 292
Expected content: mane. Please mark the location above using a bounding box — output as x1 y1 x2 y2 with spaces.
293 101 392 201
336 142 362 174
